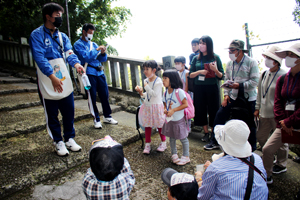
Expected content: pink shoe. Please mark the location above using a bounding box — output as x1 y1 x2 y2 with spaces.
143 143 151 154
176 156 190 166
172 154 180 163
157 142 167 152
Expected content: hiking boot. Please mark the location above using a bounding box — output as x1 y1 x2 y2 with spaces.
143 143 151 154
176 156 191 166
65 138 82 152
156 142 167 152
267 176 273 184
204 143 220 150
272 165 287 174
201 132 210 142
103 117 118 125
94 121 102 129
172 154 180 163
54 141 69 156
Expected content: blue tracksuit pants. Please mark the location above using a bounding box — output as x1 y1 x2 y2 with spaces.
87 74 112 122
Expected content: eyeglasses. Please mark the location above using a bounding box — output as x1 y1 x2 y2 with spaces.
228 49 238 53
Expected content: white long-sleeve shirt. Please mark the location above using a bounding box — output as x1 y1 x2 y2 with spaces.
141 77 163 105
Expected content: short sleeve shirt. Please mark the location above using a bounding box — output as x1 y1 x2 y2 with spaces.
163 89 186 121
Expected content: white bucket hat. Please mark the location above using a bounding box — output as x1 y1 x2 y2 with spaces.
262 46 283 66
214 120 251 158
275 43 300 58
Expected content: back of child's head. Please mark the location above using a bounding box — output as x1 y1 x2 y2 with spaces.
89 136 124 181
161 168 198 200
174 56 186 64
142 60 161 72
170 182 198 200
162 69 183 89
191 38 200 45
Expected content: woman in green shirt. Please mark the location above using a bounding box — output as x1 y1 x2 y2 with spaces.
189 36 224 142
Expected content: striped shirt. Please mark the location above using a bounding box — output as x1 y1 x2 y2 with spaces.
82 158 135 200
197 153 268 200
224 55 259 101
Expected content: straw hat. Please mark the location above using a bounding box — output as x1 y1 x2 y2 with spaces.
214 120 252 158
275 43 300 58
262 46 283 65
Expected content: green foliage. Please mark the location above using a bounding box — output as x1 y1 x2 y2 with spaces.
0 0 131 55
143 56 153 61
293 0 300 26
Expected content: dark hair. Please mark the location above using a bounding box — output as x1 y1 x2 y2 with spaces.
42 3 64 23
82 23 96 33
169 180 198 200
174 56 186 64
89 145 124 181
162 69 183 89
191 38 200 45
142 60 161 72
197 35 214 60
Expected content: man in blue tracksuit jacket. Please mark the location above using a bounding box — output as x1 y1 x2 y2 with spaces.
73 23 118 129
29 3 85 156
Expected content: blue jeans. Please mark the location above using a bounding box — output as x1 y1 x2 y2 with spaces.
211 98 257 151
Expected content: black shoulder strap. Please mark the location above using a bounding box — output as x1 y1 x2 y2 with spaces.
279 73 286 90
244 155 254 200
262 70 267 80
239 155 266 181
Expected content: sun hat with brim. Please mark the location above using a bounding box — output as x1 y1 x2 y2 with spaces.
161 168 195 187
214 119 252 158
275 43 300 58
262 46 283 66
226 39 249 53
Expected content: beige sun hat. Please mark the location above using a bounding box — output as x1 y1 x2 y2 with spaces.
262 46 283 66
275 43 300 58
214 119 252 158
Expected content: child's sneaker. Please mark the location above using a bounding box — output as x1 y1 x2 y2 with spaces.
54 141 69 156
176 156 190 166
172 154 180 163
157 142 167 152
143 143 151 154
65 138 82 152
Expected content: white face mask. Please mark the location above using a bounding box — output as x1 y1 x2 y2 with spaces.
285 56 298 68
229 53 238 61
265 58 275 69
175 64 183 71
85 33 93 41
199 44 207 53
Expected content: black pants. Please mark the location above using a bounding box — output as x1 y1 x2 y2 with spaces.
211 98 257 151
193 84 220 128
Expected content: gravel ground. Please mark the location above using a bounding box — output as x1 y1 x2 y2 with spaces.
4 131 300 200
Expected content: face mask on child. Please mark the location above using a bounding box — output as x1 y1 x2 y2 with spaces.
175 64 183 71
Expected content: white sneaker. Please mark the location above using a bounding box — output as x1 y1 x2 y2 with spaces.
156 142 167 152
65 138 82 152
176 156 191 166
103 117 118 125
94 121 102 129
54 141 69 156
143 143 151 154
